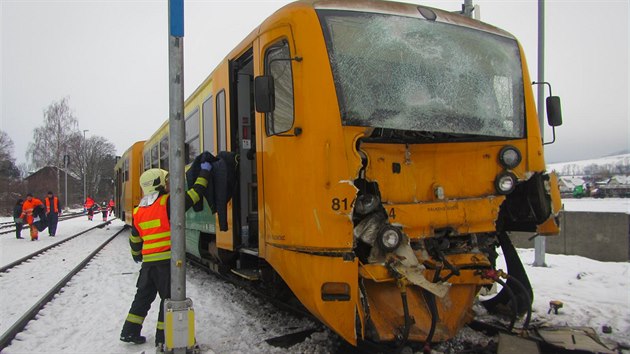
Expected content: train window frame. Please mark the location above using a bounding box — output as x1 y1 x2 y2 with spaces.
202 94 215 154
159 137 169 171
124 157 129 182
264 40 295 136
185 108 200 164
143 152 150 171
151 145 159 168
216 90 227 151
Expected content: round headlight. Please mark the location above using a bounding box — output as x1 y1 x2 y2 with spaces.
495 173 517 195
377 225 403 252
499 146 522 169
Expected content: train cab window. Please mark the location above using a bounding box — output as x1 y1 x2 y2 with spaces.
151 145 159 168
265 40 294 135
216 91 227 151
203 95 215 153
124 158 129 182
143 153 150 171
185 108 200 163
159 137 169 171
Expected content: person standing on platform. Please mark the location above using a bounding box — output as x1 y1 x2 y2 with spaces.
13 198 25 239
45 191 61 237
21 193 44 241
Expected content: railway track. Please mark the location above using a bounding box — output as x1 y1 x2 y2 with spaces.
0 211 88 236
0 222 126 351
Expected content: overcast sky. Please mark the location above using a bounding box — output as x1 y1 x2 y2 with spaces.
1 0 628 166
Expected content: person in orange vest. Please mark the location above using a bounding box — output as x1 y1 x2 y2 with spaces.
108 198 115 217
120 155 213 348
45 191 62 237
84 196 95 221
21 193 44 241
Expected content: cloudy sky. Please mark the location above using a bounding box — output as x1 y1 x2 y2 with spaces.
1 0 628 166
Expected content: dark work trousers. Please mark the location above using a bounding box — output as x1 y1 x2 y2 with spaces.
15 222 23 238
121 262 170 344
47 213 58 236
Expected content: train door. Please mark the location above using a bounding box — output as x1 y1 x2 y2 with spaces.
230 48 258 253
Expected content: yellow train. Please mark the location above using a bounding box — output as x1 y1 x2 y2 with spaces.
116 0 563 350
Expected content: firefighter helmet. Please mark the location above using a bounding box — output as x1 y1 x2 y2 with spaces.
139 168 169 195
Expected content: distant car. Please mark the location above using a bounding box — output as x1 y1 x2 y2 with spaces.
591 188 605 198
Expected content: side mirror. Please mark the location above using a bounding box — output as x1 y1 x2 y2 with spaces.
254 76 275 113
546 96 563 127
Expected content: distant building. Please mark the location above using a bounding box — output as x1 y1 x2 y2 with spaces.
24 166 82 207
558 176 585 194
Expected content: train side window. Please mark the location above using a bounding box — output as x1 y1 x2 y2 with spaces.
216 90 227 151
124 158 129 182
203 95 215 153
151 145 159 168
265 40 294 135
185 108 200 163
159 137 169 171
143 152 150 171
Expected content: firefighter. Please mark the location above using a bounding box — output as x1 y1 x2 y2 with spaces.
45 191 61 236
84 196 95 221
21 193 44 241
120 154 213 348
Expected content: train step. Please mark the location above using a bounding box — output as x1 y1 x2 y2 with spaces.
231 268 260 281
239 247 259 256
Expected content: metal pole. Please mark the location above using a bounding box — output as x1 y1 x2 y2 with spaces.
462 0 474 18
64 155 69 211
166 1 193 352
534 0 547 267
82 130 89 207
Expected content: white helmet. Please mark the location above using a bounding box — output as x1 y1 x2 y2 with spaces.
139 168 168 196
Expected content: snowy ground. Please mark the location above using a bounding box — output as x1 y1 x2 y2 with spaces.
0 200 628 353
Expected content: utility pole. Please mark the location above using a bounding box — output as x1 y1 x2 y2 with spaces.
534 0 547 267
64 154 70 211
165 1 195 353
83 130 89 207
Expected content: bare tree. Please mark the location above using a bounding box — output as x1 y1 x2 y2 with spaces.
0 131 23 214
26 97 80 193
67 134 116 202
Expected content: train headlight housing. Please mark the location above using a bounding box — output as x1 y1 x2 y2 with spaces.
498 146 522 169
377 225 403 252
495 172 517 195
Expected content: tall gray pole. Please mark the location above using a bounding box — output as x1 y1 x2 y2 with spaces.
534 0 547 267
64 155 69 211
82 130 89 207
166 1 194 352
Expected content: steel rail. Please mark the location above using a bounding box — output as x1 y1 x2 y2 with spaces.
0 218 117 273
0 212 89 235
0 225 126 351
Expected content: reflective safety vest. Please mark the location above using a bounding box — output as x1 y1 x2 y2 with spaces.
46 196 59 213
133 194 171 263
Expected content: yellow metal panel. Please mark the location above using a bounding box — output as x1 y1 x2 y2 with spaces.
266 245 358 345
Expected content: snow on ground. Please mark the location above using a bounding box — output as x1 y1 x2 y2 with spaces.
0 199 628 353
562 197 630 214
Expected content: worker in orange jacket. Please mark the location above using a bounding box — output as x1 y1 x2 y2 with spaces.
21 193 44 241
45 191 61 237
84 196 95 221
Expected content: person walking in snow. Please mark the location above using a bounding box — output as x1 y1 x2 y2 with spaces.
21 193 44 241
120 152 213 349
84 196 95 221
100 201 109 221
45 191 61 236
13 198 25 239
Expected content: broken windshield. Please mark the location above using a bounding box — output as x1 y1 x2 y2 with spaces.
318 10 525 139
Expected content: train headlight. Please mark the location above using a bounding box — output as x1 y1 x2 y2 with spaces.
498 146 522 169
377 225 403 252
495 172 517 195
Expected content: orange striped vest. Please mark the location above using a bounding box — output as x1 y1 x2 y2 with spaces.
133 194 171 263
